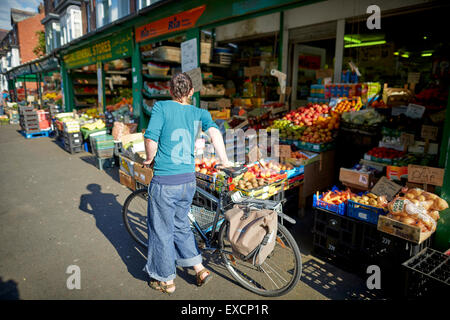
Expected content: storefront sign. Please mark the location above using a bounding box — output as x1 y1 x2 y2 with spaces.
63 30 133 69
136 5 206 43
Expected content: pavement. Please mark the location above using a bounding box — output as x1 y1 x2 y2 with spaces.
0 124 384 300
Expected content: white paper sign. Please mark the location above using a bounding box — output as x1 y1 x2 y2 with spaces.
391 105 408 116
181 38 198 73
405 103 425 119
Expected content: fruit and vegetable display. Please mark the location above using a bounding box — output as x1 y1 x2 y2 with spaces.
43 92 62 101
268 103 339 144
315 188 356 205
81 119 106 131
350 192 388 209
144 81 170 96
341 108 384 126
283 104 332 127
195 157 219 175
106 97 133 112
365 147 406 161
333 98 363 113
387 188 448 233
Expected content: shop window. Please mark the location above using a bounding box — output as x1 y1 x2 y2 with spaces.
96 0 130 28
60 5 83 46
137 0 162 10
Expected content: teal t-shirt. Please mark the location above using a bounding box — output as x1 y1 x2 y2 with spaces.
144 100 219 176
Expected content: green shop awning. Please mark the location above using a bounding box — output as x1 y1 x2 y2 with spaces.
63 29 133 69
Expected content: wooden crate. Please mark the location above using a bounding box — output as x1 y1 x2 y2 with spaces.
377 215 433 244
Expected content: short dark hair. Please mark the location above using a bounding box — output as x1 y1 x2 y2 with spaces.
170 72 193 100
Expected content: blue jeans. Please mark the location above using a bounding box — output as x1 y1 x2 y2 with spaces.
144 180 202 282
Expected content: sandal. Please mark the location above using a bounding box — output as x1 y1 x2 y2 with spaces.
149 280 176 295
196 269 212 287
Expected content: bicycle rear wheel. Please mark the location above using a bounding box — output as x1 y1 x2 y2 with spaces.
218 221 302 297
122 188 149 248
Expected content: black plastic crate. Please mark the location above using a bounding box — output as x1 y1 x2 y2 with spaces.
63 144 84 154
402 248 449 298
63 131 82 140
358 221 432 267
312 208 362 272
64 137 83 148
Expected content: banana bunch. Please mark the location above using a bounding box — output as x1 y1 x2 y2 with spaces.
82 119 105 131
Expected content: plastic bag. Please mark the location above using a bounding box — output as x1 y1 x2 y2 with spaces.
112 122 130 141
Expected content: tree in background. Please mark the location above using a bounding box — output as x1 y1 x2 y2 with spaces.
33 31 46 57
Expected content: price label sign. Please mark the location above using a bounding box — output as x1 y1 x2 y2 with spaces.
185 67 203 93
217 98 231 109
407 72 420 84
279 145 292 159
408 164 444 186
405 103 425 119
371 176 402 201
400 132 415 147
244 66 263 78
421 125 438 141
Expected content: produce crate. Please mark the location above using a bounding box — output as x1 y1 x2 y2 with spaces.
64 136 83 148
63 143 84 154
347 199 387 225
312 188 347 216
95 157 116 171
189 204 222 233
377 215 434 244
282 165 304 179
402 248 449 298
94 148 114 158
196 178 216 192
312 208 361 271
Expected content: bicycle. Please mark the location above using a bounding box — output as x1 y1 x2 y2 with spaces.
122 166 302 297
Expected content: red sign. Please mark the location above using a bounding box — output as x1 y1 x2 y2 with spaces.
299 55 321 70
136 5 206 43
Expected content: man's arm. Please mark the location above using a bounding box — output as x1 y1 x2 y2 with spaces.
208 127 233 167
143 138 158 166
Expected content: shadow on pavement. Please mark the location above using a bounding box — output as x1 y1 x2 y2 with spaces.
79 155 120 184
0 277 20 300
300 258 386 300
79 183 148 282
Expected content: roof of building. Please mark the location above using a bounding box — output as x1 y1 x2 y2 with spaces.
10 8 37 26
0 29 9 41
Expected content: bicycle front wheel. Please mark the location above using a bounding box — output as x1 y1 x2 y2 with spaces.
122 188 149 248
218 221 302 297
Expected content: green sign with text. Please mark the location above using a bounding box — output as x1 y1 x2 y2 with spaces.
63 30 133 69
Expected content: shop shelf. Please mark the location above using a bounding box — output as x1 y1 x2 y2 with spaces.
201 63 230 69
143 74 171 81
402 248 449 298
142 91 171 100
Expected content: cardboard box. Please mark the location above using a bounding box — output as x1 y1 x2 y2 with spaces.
119 170 136 191
119 154 135 177
377 215 433 244
133 163 154 186
339 168 374 190
302 150 335 197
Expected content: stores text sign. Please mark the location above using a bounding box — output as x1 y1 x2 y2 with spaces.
63 31 133 69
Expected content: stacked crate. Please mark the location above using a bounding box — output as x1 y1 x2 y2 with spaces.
19 106 40 133
90 134 116 170
63 131 83 154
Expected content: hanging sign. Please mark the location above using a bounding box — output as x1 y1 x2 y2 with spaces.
185 67 202 93
136 5 206 43
63 30 133 69
181 38 198 72
421 125 439 141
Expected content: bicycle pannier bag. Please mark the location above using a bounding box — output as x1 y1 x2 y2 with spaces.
225 205 278 266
